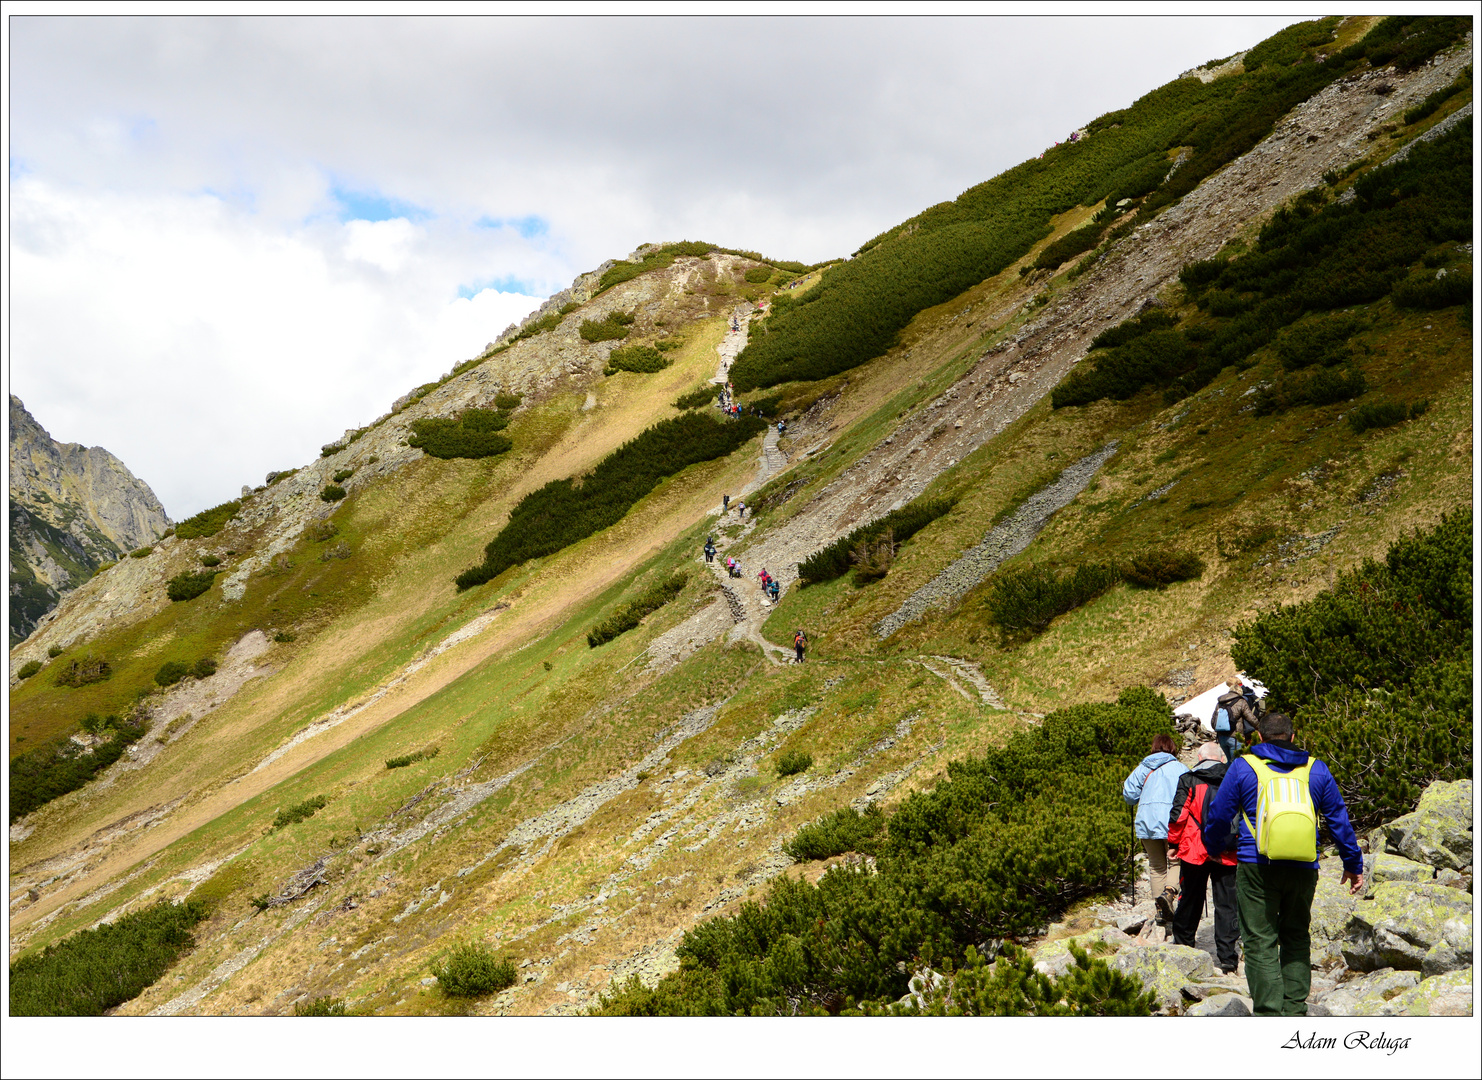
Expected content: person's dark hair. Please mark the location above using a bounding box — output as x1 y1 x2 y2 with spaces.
1150 734 1178 755
1260 712 1295 741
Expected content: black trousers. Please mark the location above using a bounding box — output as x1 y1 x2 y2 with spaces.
1173 860 1241 972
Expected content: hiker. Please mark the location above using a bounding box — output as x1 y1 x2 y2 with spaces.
737 501 747 520
1122 734 1190 925
1203 712 1364 1017
1212 676 1260 765
704 537 716 563
1167 742 1240 974
777 419 787 436
793 629 807 663
723 494 730 512
768 579 780 602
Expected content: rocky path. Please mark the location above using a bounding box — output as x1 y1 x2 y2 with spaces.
711 305 752 384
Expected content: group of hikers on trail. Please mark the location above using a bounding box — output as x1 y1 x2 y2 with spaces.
757 567 780 603
1122 676 1364 1017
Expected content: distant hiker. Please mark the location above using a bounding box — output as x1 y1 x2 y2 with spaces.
704 537 716 563
737 501 747 520
723 494 730 512
1167 742 1241 974
1122 734 1190 925
1203 712 1364 1017
793 629 807 663
768 579 781 602
1213 676 1261 765
777 419 787 436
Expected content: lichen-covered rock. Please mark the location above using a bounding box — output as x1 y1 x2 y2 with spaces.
1187 992 1251 1016
1341 881 1473 975
1031 926 1133 977
1364 853 1435 895
1310 856 1362 967
1315 968 1421 1016
1387 967 1473 1017
1111 944 1216 1012
1375 780 1473 871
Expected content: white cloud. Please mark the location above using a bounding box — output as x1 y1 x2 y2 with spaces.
343 217 422 272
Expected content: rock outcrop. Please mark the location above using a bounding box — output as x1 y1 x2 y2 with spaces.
9 394 170 644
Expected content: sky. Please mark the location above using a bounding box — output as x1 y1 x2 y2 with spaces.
6 13 1307 519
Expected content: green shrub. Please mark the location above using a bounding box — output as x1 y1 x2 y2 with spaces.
1403 74 1469 125
174 500 241 540
17 660 42 680
199 554 222 567
598 688 1172 1015
744 266 773 283
9 717 145 821
494 392 523 410
656 337 684 351
580 313 633 342
267 468 298 486
193 658 218 679
320 484 347 502
862 942 1156 1016
309 520 339 542
1087 309 1179 351
776 749 813 777
47 644 64 658
986 562 1121 640
784 804 885 861
9 899 208 1015
596 242 717 294
129 546 152 559
673 386 718 410
587 573 688 647
332 468 355 483
273 631 297 643
53 655 110 687
166 570 217 602
386 746 440 769
607 345 668 374
1346 400 1407 434
1034 222 1105 271
1231 510 1471 827
407 407 513 461
798 496 956 586
154 661 191 687
273 795 329 829
1121 550 1204 589
431 943 517 998
1253 365 1367 416
1391 268 1472 310
293 996 348 1016
1274 313 1365 370
458 414 765 590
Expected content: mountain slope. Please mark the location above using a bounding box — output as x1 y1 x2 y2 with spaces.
7 17 1472 1019
9 395 171 645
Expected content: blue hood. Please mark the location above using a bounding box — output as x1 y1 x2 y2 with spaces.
1249 741 1309 769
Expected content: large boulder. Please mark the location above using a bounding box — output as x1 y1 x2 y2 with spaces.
1111 944 1216 1013
1363 853 1435 895
1187 992 1251 1017
1373 779 1473 871
1031 926 1133 977
1386 967 1473 1017
1315 968 1421 1016
1341 881 1473 975
1310 856 1362 967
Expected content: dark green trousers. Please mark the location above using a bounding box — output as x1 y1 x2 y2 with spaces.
1236 862 1319 1016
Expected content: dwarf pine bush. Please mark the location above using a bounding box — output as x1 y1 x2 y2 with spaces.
432 944 517 997
17 660 42 680
408 407 514 461
607 345 668 374
9 716 146 821
1232 510 1471 827
154 660 191 687
167 570 218 602
9 899 208 1015
798 496 955 586
319 484 347 502
293 996 348 1016
458 413 765 590
986 562 1122 640
776 749 813 777
587 574 688 647
579 312 633 342
174 500 241 540
784 804 885 862
273 795 329 829
673 386 717 410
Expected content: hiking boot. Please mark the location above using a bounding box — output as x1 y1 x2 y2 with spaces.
1155 886 1179 922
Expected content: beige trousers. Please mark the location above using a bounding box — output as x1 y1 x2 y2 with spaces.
1143 838 1181 899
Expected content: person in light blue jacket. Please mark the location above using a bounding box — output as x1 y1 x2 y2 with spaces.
1123 733 1189 922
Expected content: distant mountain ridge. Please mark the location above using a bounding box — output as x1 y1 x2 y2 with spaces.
8 394 170 644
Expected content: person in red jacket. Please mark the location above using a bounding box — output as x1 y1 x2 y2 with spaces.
1167 741 1241 974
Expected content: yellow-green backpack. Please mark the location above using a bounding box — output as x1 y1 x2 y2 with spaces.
1242 758 1318 862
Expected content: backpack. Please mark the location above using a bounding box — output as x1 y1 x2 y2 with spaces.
1214 705 1231 733
1168 779 1231 866
1242 758 1319 862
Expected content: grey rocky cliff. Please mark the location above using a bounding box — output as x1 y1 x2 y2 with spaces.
9 394 171 644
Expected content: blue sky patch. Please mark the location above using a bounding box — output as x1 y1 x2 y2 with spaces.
333 186 431 223
458 275 541 300
475 214 549 239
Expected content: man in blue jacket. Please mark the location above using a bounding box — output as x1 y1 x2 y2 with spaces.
1203 712 1364 1016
